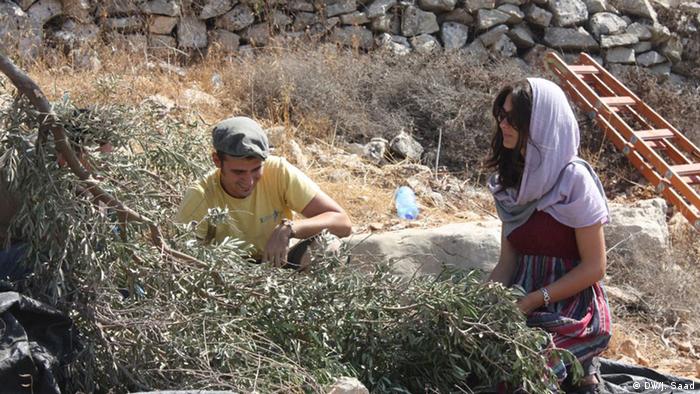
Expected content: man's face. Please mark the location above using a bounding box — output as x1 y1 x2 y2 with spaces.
213 153 264 198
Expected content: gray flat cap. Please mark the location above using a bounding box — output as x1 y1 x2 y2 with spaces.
212 116 269 160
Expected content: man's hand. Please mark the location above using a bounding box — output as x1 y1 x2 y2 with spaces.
263 223 293 267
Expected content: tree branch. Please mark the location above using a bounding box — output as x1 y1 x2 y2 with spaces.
0 52 204 266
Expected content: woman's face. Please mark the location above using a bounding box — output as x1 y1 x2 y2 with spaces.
498 94 519 150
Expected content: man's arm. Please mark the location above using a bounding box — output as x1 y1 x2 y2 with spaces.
263 190 352 267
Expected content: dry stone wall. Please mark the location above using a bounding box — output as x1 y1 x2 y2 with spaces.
0 0 698 76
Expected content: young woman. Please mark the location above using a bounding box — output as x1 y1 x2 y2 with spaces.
486 78 612 393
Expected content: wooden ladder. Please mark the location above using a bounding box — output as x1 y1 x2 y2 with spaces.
545 52 700 232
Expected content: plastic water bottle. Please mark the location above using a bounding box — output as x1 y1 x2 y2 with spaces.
395 186 419 220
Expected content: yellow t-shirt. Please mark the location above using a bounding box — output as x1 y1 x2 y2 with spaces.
174 156 319 257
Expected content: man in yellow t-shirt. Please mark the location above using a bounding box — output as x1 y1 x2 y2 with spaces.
175 116 352 268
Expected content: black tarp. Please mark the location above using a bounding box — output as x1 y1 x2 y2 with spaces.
0 291 78 394
599 358 700 394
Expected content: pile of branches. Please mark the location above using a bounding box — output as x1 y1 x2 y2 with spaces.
0 56 572 393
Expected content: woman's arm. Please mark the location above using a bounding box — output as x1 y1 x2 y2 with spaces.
517 222 606 314
487 227 519 286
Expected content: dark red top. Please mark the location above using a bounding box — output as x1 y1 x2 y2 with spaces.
507 210 581 260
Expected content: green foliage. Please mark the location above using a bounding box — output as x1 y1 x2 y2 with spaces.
0 89 565 393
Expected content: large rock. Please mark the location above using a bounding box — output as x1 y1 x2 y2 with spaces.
441 22 469 49
626 22 652 40
478 23 509 46
327 377 370 394
269 10 292 28
178 16 207 48
199 0 234 19
498 4 525 24
614 0 658 22
401 6 439 36
149 15 178 34
524 4 553 27
589 12 628 39
550 0 589 26
27 0 62 27
633 40 652 53
367 0 397 17
330 26 374 49
340 11 370 25
636 50 666 66
606 199 669 262
371 13 401 33
543 27 599 50
464 38 490 62
583 0 611 13
440 8 474 24
606 47 635 63
493 34 517 56
477 8 511 30
389 131 424 161
600 33 639 48
61 0 91 22
660 35 682 63
465 0 496 12
649 22 671 44
410 33 441 53
418 0 458 12
240 23 270 46
216 4 255 32
376 33 412 55
140 0 180 16
508 23 536 47
289 0 314 12
326 0 356 17
346 221 502 277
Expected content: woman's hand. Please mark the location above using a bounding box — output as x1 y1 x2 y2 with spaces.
516 291 543 315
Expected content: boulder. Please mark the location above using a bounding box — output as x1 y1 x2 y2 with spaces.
178 16 208 48
27 0 62 28
600 33 639 48
410 33 442 53
376 33 412 55
209 29 241 52
327 377 370 394
492 34 518 56
583 0 611 13
550 0 589 27
418 0 458 12
478 24 509 46
524 4 553 27
497 4 525 24
216 4 255 32
660 35 682 63
508 23 536 47
366 0 397 18
371 13 401 34
401 6 439 36
633 41 652 53
240 23 270 46
326 0 357 17
649 22 671 44
139 0 180 16
636 50 666 66
543 26 598 50
465 0 496 13
363 137 389 165
589 12 628 39
389 130 424 161
614 0 658 22
606 46 635 63
330 26 374 49
439 8 474 24
441 22 469 49
341 11 370 25
626 22 652 40
346 221 502 277
199 0 233 19
606 198 669 262
477 8 511 30
149 16 178 35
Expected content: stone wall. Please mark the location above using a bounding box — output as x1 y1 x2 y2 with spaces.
0 0 698 75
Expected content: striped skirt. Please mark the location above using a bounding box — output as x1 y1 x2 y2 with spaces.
513 254 612 379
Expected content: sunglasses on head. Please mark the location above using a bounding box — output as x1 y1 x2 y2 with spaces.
496 107 516 126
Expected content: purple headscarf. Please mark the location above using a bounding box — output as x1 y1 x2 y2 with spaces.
489 78 609 235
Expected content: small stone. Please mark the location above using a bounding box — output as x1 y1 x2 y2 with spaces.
409 33 441 54
369 222 385 231
363 137 388 165
389 130 424 162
